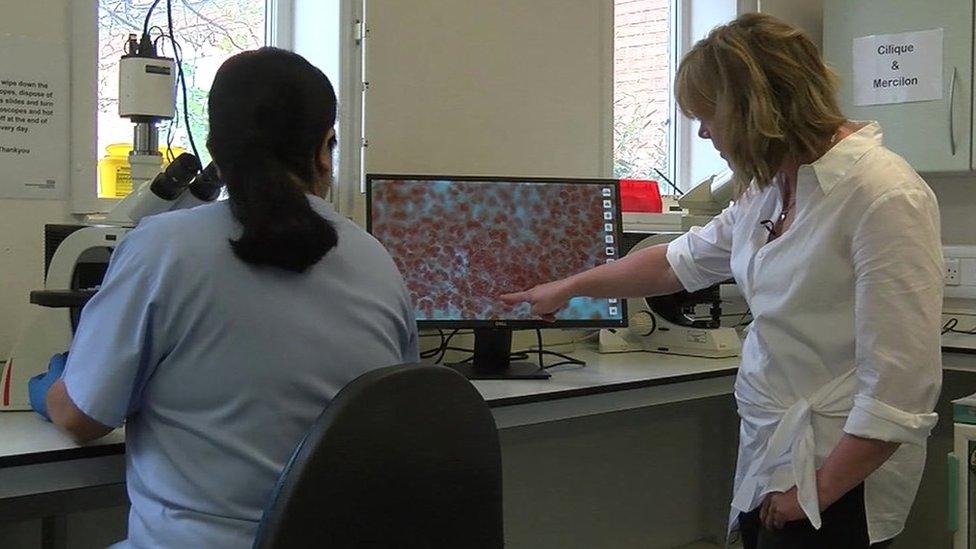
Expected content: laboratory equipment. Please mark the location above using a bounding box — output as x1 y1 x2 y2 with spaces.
952 392 976 548
367 174 626 380
677 169 735 230
1 32 219 411
619 179 663 213
597 170 741 358
597 232 741 358
623 170 735 233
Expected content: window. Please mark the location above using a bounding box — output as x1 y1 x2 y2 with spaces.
70 0 355 214
96 0 267 198
613 0 674 185
613 1 738 193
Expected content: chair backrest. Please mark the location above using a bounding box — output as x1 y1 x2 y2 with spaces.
253 363 503 549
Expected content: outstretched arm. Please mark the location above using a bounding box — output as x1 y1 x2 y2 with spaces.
499 243 684 319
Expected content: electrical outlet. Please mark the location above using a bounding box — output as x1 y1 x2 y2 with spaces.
943 246 976 300
946 258 961 286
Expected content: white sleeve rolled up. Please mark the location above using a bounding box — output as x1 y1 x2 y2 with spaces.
843 186 943 446
665 202 739 292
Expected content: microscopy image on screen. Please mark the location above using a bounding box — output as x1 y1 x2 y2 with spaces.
370 179 621 322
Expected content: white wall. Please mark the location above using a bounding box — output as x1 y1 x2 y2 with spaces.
0 0 76 359
926 175 976 245
759 0 824 48
364 0 612 178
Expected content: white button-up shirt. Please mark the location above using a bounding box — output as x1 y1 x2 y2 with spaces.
666 122 942 544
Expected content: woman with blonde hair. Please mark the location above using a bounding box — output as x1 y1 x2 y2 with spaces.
501 13 941 548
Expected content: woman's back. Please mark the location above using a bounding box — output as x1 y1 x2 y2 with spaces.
64 196 418 547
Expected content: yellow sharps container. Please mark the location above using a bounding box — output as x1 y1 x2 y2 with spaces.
98 144 187 199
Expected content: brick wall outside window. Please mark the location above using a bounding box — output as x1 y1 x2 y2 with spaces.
614 0 671 180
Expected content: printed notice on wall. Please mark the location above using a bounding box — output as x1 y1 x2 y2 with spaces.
852 28 943 107
0 34 69 199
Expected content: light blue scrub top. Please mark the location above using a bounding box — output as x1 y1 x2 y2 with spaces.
62 195 419 548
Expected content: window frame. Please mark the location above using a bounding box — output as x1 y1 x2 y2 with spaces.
70 0 356 214
267 0 366 219
673 0 740 192
331 0 365 222
611 0 681 192
668 0 680 189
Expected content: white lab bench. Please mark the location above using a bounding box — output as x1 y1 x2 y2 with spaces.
0 349 737 465
4 348 976 548
0 348 738 548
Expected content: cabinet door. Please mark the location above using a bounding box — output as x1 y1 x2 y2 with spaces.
823 0 973 173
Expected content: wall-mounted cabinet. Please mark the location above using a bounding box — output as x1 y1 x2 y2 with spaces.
823 0 974 173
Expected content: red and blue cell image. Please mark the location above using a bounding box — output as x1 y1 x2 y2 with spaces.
369 178 623 323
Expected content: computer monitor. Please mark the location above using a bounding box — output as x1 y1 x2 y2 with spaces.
367 174 626 379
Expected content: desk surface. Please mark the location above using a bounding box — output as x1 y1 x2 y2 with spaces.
0 349 737 467
0 414 125 468
474 348 737 407
6 349 973 468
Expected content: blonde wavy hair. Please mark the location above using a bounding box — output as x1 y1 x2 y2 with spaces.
675 13 846 192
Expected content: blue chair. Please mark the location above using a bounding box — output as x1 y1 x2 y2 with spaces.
253 363 503 548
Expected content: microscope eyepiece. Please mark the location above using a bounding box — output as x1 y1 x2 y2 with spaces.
188 162 223 202
150 153 202 200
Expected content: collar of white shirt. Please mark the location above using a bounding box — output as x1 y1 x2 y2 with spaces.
801 121 883 196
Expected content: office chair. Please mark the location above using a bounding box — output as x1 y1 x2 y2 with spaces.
253 363 503 549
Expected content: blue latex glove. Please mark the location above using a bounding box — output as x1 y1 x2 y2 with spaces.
28 352 68 421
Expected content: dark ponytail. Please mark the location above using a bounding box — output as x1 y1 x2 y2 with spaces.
207 48 339 273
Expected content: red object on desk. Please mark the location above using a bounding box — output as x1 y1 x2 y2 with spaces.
618 179 663 213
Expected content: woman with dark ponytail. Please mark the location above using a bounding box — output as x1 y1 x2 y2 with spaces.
208 48 339 272
35 48 419 547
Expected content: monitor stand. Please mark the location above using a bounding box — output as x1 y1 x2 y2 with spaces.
447 327 550 380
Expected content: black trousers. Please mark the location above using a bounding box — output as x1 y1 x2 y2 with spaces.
738 484 894 549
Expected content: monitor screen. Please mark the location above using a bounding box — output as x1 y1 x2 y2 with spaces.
367 175 626 328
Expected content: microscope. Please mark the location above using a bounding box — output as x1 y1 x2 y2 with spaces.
1 35 221 410
599 171 743 358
